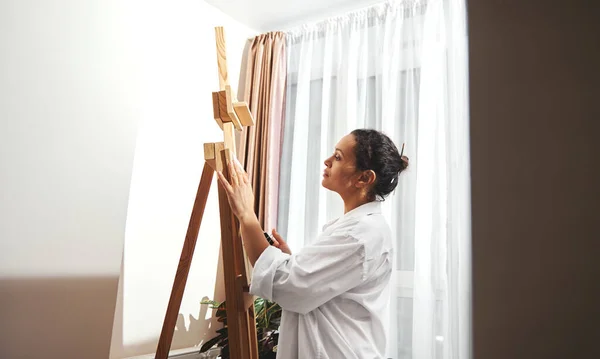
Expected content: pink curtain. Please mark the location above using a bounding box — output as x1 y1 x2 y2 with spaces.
237 32 286 233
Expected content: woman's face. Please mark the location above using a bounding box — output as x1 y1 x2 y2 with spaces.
322 134 361 194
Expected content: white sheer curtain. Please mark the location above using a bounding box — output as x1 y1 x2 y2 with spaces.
277 0 470 358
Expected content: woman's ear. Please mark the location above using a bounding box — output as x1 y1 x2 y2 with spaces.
356 170 376 188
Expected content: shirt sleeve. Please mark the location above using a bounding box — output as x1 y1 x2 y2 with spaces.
249 235 367 315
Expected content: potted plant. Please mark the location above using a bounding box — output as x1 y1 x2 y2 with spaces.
199 297 281 359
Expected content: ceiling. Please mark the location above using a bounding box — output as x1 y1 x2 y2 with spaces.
204 0 386 32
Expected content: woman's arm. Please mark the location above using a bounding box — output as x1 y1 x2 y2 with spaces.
216 159 292 265
237 214 270 267
250 235 367 314
216 159 282 266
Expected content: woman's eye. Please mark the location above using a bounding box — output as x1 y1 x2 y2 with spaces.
335 155 341 161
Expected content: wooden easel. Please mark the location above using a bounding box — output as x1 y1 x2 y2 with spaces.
154 26 258 359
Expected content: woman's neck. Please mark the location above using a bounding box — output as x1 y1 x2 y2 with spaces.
343 194 373 214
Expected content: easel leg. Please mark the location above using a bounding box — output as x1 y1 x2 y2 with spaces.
217 180 243 357
248 306 259 359
217 150 258 359
155 162 214 359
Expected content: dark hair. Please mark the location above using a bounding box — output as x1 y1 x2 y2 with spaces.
350 129 409 201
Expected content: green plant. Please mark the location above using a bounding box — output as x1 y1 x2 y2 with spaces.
199 297 281 359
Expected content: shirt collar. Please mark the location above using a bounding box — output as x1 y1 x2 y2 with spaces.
343 200 382 220
322 201 382 231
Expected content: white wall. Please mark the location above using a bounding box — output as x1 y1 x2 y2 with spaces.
0 0 140 278
108 1 256 358
0 1 141 358
0 1 255 358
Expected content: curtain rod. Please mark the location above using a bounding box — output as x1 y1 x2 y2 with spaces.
284 0 428 43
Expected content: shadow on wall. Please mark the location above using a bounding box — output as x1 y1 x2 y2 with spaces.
0 276 220 359
110 242 227 359
0 276 119 359
111 297 215 358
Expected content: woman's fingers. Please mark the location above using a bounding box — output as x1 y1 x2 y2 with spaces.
234 158 248 184
216 171 233 194
228 161 239 187
226 158 249 187
272 229 284 243
272 229 291 254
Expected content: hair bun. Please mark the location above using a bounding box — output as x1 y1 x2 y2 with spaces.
400 155 409 171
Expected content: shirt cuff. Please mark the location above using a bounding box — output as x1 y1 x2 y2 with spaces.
249 245 290 300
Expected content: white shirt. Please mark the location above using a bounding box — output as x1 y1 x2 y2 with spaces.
250 201 394 359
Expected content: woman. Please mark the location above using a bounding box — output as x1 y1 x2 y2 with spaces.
216 129 408 359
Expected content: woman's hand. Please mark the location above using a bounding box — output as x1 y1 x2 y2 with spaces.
216 158 256 223
270 229 292 255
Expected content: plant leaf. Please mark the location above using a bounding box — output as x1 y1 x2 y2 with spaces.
199 333 225 352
